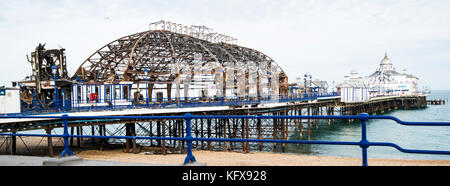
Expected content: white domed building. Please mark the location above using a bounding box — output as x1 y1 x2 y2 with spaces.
367 53 419 97
337 53 419 103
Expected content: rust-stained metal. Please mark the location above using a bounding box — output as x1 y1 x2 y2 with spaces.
19 43 72 109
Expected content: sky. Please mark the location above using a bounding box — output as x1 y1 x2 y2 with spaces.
0 0 450 90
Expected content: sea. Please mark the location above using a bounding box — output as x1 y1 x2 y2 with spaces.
285 90 450 160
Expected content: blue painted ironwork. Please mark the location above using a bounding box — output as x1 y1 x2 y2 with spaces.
359 113 369 166
1 113 449 166
18 92 341 115
59 114 74 157
183 113 196 164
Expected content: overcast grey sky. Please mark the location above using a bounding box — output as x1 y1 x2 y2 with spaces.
1 0 449 90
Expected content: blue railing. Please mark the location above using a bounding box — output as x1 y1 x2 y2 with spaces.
1 113 448 166
19 92 340 115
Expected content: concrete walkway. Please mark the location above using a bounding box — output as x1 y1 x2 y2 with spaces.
0 155 174 166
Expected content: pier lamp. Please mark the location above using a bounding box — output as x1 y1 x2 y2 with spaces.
144 69 149 107
51 65 58 109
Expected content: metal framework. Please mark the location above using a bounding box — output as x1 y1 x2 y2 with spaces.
73 20 288 100
19 44 72 110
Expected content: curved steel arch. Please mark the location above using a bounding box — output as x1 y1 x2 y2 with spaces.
73 29 289 97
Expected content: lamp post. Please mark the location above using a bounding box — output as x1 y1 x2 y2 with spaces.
51 65 58 109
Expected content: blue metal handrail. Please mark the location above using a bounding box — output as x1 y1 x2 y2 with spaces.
1 113 449 166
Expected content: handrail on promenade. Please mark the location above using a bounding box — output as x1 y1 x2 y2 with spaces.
1 113 450 166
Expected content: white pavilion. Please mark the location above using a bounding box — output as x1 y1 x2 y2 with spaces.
338 53 419 102
366 53 419 97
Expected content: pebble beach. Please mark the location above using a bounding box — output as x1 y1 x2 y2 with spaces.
76 149 450 166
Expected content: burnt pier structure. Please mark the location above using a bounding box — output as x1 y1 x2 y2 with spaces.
0 20 430 156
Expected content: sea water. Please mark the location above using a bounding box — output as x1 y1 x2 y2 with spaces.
286 90 450 160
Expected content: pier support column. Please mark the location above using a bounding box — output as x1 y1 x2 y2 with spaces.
307 107 311 141
223 119 228 151
99 125 104 151
241 118 245 153
171 120 176 149
99 125 103 151
70 126 74 147
257 116 262 151
46 128 53 157
207 119 212 150
298 107 303 139
285 110 289 152
178 120 184 152
193 119 198 148
156 121 161 147
132 124 137 154
245 118 250 153
91 125 96 146
125 123 131 152
10 131 16 155
76 126 81 148
281 111 286 152
273 112 278 152
149 121 154 147
200 119 204 150
125 123 137 153
162 120 166 155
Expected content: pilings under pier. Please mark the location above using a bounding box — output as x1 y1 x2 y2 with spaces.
0 96 429 156
427 99 446 105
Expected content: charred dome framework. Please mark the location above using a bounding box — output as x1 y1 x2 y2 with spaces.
73 21 288 100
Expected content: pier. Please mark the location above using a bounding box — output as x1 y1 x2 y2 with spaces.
0 94 427 156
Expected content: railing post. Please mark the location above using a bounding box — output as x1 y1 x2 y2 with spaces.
359 113 370 166
184 113 196 164
59 114 74 157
